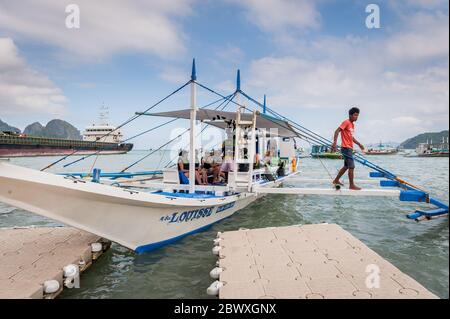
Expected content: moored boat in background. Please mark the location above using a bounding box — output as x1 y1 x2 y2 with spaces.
415 138 449 157
311 145 343 159
366 142 399 155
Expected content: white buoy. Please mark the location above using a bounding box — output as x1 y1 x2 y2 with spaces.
63 264 78 278
43 280 60 294
63 264 79 289
91 242 103 253
212 246 222 255
206 280 223 296
209 267 223 279
216 232 222 238
213 238 221 246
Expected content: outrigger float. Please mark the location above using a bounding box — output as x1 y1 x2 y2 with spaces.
0 60 448 253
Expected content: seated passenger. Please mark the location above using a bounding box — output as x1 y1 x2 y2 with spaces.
263 150 272 166
178 151 205 185
199 157 210 184
220 157 234 183
254 153 262 169
203 151 225 184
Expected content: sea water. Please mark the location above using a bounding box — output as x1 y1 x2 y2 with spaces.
0 151 448 298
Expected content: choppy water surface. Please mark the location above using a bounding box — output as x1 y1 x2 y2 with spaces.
1 152 448 298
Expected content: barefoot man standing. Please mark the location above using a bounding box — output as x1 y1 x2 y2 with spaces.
332 107 365 190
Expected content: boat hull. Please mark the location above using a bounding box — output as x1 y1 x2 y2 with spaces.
365 151 398 155
311 153 343 159
0 162 258 252
417 153 449 157
0 134 133 157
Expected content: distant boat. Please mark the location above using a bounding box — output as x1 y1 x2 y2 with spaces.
295 147 309 158
310 145 343 159
366 142 398 155
415 137 449 157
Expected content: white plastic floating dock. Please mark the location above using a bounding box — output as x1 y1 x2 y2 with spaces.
0 226 110 299
208 224 438 299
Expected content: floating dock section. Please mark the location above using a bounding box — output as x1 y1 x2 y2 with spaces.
208 224 438 299
0 227 110 299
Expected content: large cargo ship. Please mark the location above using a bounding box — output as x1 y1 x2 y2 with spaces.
0 123 133 157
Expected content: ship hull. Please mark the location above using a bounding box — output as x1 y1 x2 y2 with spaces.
0 146 132 157
0 135 133 157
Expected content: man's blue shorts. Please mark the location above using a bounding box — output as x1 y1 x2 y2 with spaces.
341 147 355 169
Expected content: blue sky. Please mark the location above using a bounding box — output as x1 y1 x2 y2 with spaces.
0 0 448 149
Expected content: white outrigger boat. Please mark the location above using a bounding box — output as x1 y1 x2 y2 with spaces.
0 61 448 253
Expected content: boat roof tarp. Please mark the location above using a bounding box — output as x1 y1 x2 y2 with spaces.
147 109 298 137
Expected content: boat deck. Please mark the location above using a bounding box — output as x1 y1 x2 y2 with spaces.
209 224 438 299
0 227 109 299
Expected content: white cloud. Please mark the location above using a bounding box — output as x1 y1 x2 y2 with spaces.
215 45 245 65
226 0 320 32
393 0 448 10
0 0 193 60
244 21 449 144
385 12 449 62
247 56 361 108
228 3 449 143
0 38 67 116
391 116 421 125
159 66 189 84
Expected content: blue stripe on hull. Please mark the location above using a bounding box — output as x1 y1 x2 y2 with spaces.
134 207 236 254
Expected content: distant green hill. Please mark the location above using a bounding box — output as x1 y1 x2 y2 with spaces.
1 118 82 140
400 130 449 149
24 119 82 140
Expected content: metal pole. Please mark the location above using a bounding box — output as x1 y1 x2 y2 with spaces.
189 60 197 194
233 102 241 189
248 111 257 191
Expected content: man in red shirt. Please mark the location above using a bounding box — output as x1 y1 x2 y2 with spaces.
331 107 365 190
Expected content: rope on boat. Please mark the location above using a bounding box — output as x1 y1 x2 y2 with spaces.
62 118 180 168
125 90 235 172
238 89 428 191
194 82 397 191
118 82 243 173
40 80 192 172
120 91 236 172
120 131 189 173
